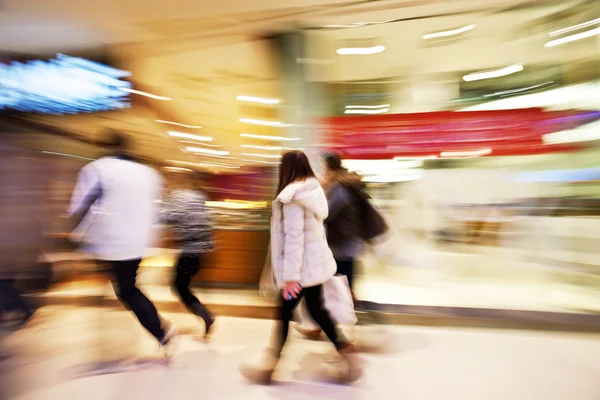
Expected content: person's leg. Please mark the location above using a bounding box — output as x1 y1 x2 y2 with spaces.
335 259 355 291
303 285 346 349
173 253 201 307
273 292 303 356
304 284 361 383
0 280 31 317
173 253 214 336
111 259 165 342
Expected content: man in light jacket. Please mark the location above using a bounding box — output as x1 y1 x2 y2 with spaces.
68 131 176 353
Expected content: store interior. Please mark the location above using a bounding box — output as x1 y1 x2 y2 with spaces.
1 0 599 316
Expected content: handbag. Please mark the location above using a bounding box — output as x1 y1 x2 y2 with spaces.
322 274 357 325
258 245 279 299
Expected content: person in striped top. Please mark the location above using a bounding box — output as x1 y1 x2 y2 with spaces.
161 171 215 338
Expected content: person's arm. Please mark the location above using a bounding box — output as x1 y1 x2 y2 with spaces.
67 164 102 229
325 184 351 223
281 202 305 284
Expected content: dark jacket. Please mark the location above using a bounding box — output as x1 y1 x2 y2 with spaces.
325 172 365 260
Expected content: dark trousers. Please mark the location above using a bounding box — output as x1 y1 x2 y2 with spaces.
110 259 164 342
336 259 355 290
275 284 345 356
0 280 31 316
173 253 211 316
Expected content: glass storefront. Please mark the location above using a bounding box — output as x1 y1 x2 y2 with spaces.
301 1 600 313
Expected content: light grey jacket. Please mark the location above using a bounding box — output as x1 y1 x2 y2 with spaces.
271 178 337 288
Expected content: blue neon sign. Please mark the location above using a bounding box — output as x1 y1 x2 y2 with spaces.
0 54 132 114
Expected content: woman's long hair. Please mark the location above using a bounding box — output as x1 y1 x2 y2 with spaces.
276 150 316 196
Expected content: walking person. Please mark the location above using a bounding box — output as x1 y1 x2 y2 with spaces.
161 171 215 339
296 153 366 339
68 131 177 355
241 150 360 385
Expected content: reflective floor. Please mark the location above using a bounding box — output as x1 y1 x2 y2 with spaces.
1 306 599 400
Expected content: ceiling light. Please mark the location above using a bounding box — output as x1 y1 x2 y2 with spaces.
241 144 302 151
118 88 171 101
236 95 280 105
167 160 240 169
156 120 201 129
549 18 600 37
484 81 554 97
242 159 282 165
441 148 492 158
422 24 476 40
336 45 385 55
324 20 395 29
241 153 282 159
169 131 212 142
164 167 193 172
345 104 390 109
545 27 600 47
344 108 389 115
239 118 291 127
463 64 523 82
178 140 222 147
186 147 230 156
240 133 301 141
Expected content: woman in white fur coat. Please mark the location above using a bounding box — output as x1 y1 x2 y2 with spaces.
241 150 360 384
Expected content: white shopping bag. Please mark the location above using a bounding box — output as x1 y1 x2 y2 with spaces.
323 275 357 325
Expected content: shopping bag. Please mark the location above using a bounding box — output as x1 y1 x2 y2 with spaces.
323 275 357 325
258 245 279 299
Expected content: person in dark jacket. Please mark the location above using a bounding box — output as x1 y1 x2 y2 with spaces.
322 153 365 290
161 171 215 339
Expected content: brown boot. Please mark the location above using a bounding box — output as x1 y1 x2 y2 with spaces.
239 350 280 385
294 324 322 340
336 344 362 384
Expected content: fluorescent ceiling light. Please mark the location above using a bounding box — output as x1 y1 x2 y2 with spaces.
236 95 280 105
324 20 395 29
422 24 476 40
463 64 523 82
164 167 193 172
545 27 600 47
186 147 230 156
336 45 385 55
167 160 240 169
169 131 213 142
549 18 600 37
241 153 282 159
346 104 390 109
441 148 492 158
345 108 389 115
156 120 201 129
42 151 95 161
241 144 302 151
484 81 554 97
242 159 282 165
240 133 301 141
118 88 171 101
239 118 290 127
178 140 222 147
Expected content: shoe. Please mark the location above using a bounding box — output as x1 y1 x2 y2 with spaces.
336 344 362 384
239 350 279 385
190 303 215 340
159 322 179 359
294 324 322 340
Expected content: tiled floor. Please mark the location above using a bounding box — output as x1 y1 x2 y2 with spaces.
1 306 599 400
